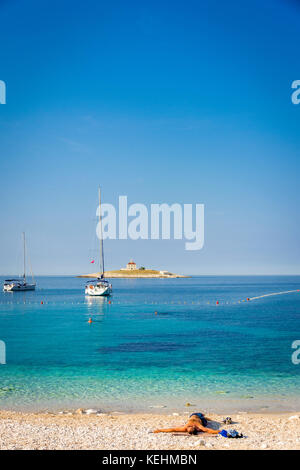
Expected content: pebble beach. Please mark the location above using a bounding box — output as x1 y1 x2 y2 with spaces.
0 410 299 450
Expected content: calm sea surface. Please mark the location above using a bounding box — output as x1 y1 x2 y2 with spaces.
0 275 299 413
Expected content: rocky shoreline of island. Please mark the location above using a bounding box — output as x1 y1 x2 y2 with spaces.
78 269 188 279
78 260 188 278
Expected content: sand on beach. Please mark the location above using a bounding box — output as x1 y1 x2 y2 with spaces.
0 410 299 450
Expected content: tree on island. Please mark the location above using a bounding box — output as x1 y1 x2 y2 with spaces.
139 266 145 270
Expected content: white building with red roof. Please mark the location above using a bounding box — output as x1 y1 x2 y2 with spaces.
126 260 137 270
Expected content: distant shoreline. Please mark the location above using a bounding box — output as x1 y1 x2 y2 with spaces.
77 269 188 279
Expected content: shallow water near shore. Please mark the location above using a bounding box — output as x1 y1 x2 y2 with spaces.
0 275 299 413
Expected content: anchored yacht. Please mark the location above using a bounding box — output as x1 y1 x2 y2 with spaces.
85 187 112 297
3 233 36 292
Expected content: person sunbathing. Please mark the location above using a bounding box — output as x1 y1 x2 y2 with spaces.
153 412 219 435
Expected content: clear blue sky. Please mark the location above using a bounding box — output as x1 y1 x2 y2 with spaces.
0 0 299 275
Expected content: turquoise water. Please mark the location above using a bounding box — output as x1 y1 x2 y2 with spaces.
0 276 300 413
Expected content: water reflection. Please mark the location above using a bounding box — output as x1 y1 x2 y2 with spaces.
85 295 108 320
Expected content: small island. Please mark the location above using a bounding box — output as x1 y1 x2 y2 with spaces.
78 260 187 278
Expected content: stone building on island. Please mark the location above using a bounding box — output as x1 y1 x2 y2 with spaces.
125 260 137 270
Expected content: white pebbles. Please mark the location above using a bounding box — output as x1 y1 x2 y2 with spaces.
0 411 299 450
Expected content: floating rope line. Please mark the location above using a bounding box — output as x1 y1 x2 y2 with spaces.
0 288 299 307
249 289 300 301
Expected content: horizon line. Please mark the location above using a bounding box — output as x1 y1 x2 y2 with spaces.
1 273 300 277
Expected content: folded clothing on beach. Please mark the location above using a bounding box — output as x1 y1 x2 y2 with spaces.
219 429 244 438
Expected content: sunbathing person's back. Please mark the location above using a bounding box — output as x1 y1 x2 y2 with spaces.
153 412 219 435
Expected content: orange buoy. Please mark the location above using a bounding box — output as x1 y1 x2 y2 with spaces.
155 311 158 315
41 301 43 305
88 318 92 323
108 300 111 304
247 298 250 301
216 301 219 305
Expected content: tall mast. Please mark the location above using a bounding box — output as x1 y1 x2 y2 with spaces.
23 232 26 282
98 187 105 277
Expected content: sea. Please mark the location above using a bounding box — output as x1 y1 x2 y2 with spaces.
0 275 299 414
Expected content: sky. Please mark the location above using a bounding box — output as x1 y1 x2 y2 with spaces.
0 0 299 275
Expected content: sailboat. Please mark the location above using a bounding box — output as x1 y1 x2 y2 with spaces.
3 232 36 292
85 187 112 296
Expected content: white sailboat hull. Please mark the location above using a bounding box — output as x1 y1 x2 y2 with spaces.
85 283 112 296
3 282 36 292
